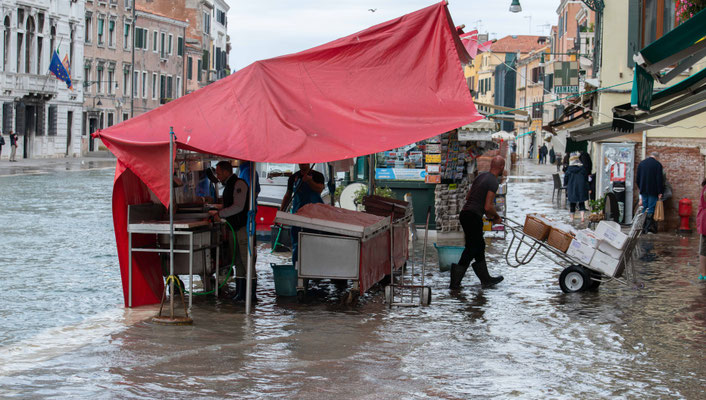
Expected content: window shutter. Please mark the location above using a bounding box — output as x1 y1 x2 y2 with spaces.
37 104 45 136
627 0 641 68
48 105 57 136
2 103 12 133
15 102 25 136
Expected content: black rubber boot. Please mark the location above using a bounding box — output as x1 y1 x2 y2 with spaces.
449 263 468 289
472 260 504 287
232 278 246 302
643 214 653 234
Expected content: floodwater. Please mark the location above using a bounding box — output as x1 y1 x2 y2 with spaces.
1 161 705 399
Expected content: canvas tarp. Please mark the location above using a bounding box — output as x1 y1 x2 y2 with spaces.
96 2 482 307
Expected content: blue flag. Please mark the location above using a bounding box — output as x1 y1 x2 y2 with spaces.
49 50 72 89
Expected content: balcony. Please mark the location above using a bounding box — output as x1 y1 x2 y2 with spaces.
13 73 58 96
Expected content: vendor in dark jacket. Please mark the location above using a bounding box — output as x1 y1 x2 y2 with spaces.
564 152 589 221
636 152 664 233
450 156 505 289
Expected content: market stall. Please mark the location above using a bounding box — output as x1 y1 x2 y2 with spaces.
93 2 482 312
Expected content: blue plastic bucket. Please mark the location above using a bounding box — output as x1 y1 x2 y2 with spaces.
433 243 465 272
270 263 298 296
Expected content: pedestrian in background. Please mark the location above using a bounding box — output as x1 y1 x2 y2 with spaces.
697 178 706 281
539 143 548 164
549 146 556 165
9 131 18 162
0 130 4 159
564 152 588 221
636 152 664 233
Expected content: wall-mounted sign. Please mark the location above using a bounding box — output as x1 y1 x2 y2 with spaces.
457 130 493 142
375 168 426 181
425 154 441 163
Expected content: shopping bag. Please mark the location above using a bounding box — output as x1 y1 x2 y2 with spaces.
654 200 664 221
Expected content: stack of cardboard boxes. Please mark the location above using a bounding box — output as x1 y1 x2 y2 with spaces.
566 221 628 277
434 179 471 232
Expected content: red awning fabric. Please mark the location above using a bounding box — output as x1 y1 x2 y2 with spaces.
98 2 482 307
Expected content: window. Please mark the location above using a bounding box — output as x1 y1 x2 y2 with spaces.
133 70 138 97
160 74 166 99
152 72 157 99
123 22 130 50
123 69 129 96
97 67 103 93
167 34 172 55
122 112 128 121
203 12 210 34
97 17 104 45
85 13 92 44
134 27 147 50
216 9 226 25
160 32 165 58
108 69 114 94
107 112 114 127
187 56 192 79
642 0 676 46
177 36 183 56
84 66 91 93
176 76 181 98
141 71 147 98
124 0 132 9
166 75 173 98
108 20 115 47
531 102 542 119
202 49 209 71
152 31 157 52
48 105 57 136
197 59 202 81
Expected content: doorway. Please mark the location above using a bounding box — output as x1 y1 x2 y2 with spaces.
88 117 97 151
22 104 37 159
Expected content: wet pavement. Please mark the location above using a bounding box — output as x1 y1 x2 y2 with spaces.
0 158 705 399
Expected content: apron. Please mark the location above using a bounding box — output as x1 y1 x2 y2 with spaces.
290 172 324 265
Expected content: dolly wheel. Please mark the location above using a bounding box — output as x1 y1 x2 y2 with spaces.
559 265 590 293
420 287 432 306
296 290 307 303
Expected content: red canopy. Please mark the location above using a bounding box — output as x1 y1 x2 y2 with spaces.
98 2 482 307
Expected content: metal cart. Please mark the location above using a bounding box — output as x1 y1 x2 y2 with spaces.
502 211 646 293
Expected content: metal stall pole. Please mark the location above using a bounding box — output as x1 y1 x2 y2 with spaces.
367 155 376 196
169 127 175 318
245 162 256 314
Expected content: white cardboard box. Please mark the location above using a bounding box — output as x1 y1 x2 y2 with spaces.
597 240 622 259
595 221 628 250
575 229 599 249
590 249 621 277
566 238 596 265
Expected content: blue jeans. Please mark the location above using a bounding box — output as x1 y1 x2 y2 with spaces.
641 194 659 215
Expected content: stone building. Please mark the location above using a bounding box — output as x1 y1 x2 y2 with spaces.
132 7 187 116
83 0 133 152
0 0 84 159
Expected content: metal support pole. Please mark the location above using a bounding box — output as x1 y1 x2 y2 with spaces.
245 162 256 314
169 126 175 318
367 155 375 196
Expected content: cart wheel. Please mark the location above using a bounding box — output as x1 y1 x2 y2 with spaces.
296 290 307 303
587 270 602 291
420 286 432 306
384 285 393 305
344 289 360 306
559 265 591 293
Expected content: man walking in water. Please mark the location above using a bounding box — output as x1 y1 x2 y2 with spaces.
450 156 505 289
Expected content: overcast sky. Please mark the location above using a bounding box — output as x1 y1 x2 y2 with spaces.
226 0 560 71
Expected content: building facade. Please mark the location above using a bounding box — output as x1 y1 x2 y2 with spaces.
1 0 84 159
83 0 133 152
132 7 188 116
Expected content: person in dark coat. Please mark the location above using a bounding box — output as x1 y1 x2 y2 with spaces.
636 152 664 233
564 152 588 221
549 147 556 165
539 144 548 164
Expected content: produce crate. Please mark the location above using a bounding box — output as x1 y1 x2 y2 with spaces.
523 214 551 241
547 227 574 253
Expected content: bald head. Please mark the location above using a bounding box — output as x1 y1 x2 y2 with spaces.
490 156 505 177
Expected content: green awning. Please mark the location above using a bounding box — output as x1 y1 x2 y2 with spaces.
634 8 706 83
516 131 534 138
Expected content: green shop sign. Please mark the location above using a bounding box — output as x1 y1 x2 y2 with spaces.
631 65 654 111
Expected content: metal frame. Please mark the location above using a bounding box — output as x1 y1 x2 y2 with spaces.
502 212 646 288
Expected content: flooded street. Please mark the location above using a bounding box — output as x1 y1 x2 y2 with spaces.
1 161 705 399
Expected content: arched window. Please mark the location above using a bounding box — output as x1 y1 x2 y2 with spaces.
25 16 35 74
3 16 9 72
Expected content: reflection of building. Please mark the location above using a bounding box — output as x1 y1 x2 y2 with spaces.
0 0 84 159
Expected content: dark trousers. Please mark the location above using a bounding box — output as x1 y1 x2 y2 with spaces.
569 202 586 213
458 210 485 268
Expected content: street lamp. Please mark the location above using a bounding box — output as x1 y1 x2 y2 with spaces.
509 0 522 13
